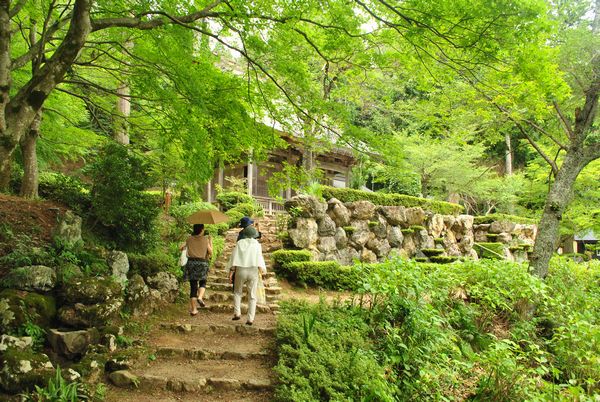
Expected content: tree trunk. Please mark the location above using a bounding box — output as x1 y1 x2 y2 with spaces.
19 111 41 198
114 82 130 145
504 132 513 175
529 150 588 278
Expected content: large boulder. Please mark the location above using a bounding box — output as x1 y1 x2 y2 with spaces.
107 251 129 286
512 224 537 245
317 237 337 254
1 266 56 292
452 215 474 235
379 206 407 226
428 214 445 238
371 216 388 239
125 275 153 317
366 238 391 258
348 200 376 220
285 195 326 219
0 335 33 352
47 328 100 359
146 272 179 303
0 289 56 333
405 207 426 226
0 346 54 394
334 227 348 249
58 300 123 329
360 248 377 263
416 230 435 250
52 210 82 247
489 220 516 234
349 221 372 248
60 276 123 305
338 248 360 265
288 218 319 249
327 198 351 226
387 226 404 248
317 215 337 237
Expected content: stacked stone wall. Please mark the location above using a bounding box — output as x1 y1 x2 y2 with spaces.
285 195 537 264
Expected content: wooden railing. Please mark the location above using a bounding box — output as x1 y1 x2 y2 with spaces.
254 196 286 215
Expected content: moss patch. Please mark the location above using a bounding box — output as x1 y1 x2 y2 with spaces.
473 214 536 225
474 243 505 260
0 289 56 332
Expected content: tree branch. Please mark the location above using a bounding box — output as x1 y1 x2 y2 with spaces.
553 100 575 140
10 16 71 70
515 123 558 175
90 0 223 31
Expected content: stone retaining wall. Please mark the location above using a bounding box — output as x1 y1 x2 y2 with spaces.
284 195 537 264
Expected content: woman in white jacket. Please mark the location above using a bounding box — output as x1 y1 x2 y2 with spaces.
227 226 266 325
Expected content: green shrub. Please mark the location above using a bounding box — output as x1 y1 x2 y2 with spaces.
429 255 458 264
225 208 245 229
421 248 444 257
38 172 92 215
321 186 464 215
474 242 505 259
434 237 444 245
271 249 312 269
216 191 254 211
342 226 355 235
473 213 536 225
401 228 414 235
128 252 177 279
410 225 425 231
89 143 160 252
284 261 361 290
275 301 397 401
561 252 590 262
414 257 429 263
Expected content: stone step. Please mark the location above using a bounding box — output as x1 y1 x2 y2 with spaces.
159 322 276 336
129 359 275 393
205 292 233 303
155 347 270 361
207 304 272 314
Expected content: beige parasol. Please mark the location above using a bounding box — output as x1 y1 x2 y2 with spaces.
186 209 230 224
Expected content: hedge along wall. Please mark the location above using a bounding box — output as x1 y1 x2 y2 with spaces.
283 192 537 265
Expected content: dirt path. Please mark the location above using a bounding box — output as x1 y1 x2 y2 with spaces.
104 218 283 401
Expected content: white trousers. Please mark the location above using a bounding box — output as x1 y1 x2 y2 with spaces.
233 267 258 322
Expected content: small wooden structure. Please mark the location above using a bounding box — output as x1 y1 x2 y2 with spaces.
203 134 355 214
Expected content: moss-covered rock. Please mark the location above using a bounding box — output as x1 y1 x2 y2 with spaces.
0 289 56 333
59 276 123 305
58 300 123 329
0 265 56 292
0 346 54 394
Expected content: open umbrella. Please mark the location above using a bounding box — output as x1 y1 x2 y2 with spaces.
186 209 230 224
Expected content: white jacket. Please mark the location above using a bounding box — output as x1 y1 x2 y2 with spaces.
227 238 267 274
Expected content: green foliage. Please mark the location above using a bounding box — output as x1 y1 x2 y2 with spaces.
22 366 101 402
168 201 221 240
474 243 506 259
275 301 397 401
429 256 459 264
127 252 178 279
283 261 361 290
89 142 160 252
216 191 254 211
228 202 264 219
421 248 444 257
342 226 355 235
271 249 312 270
37 173 92 215
410 225 425 231
18 321 46 351
321 186 464 215
473 214 537 225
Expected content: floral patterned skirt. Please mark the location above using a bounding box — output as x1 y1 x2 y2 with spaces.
183 258 209 282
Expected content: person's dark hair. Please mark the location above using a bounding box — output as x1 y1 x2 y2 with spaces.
192 224 205 235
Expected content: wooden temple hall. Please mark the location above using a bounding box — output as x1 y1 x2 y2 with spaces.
203 137 355 214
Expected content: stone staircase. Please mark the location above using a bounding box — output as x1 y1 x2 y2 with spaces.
104 216 284 401
204 215 283 313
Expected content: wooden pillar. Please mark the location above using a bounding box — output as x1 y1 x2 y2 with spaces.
218 167 224 187
206 180 212 203
247 161 254 196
